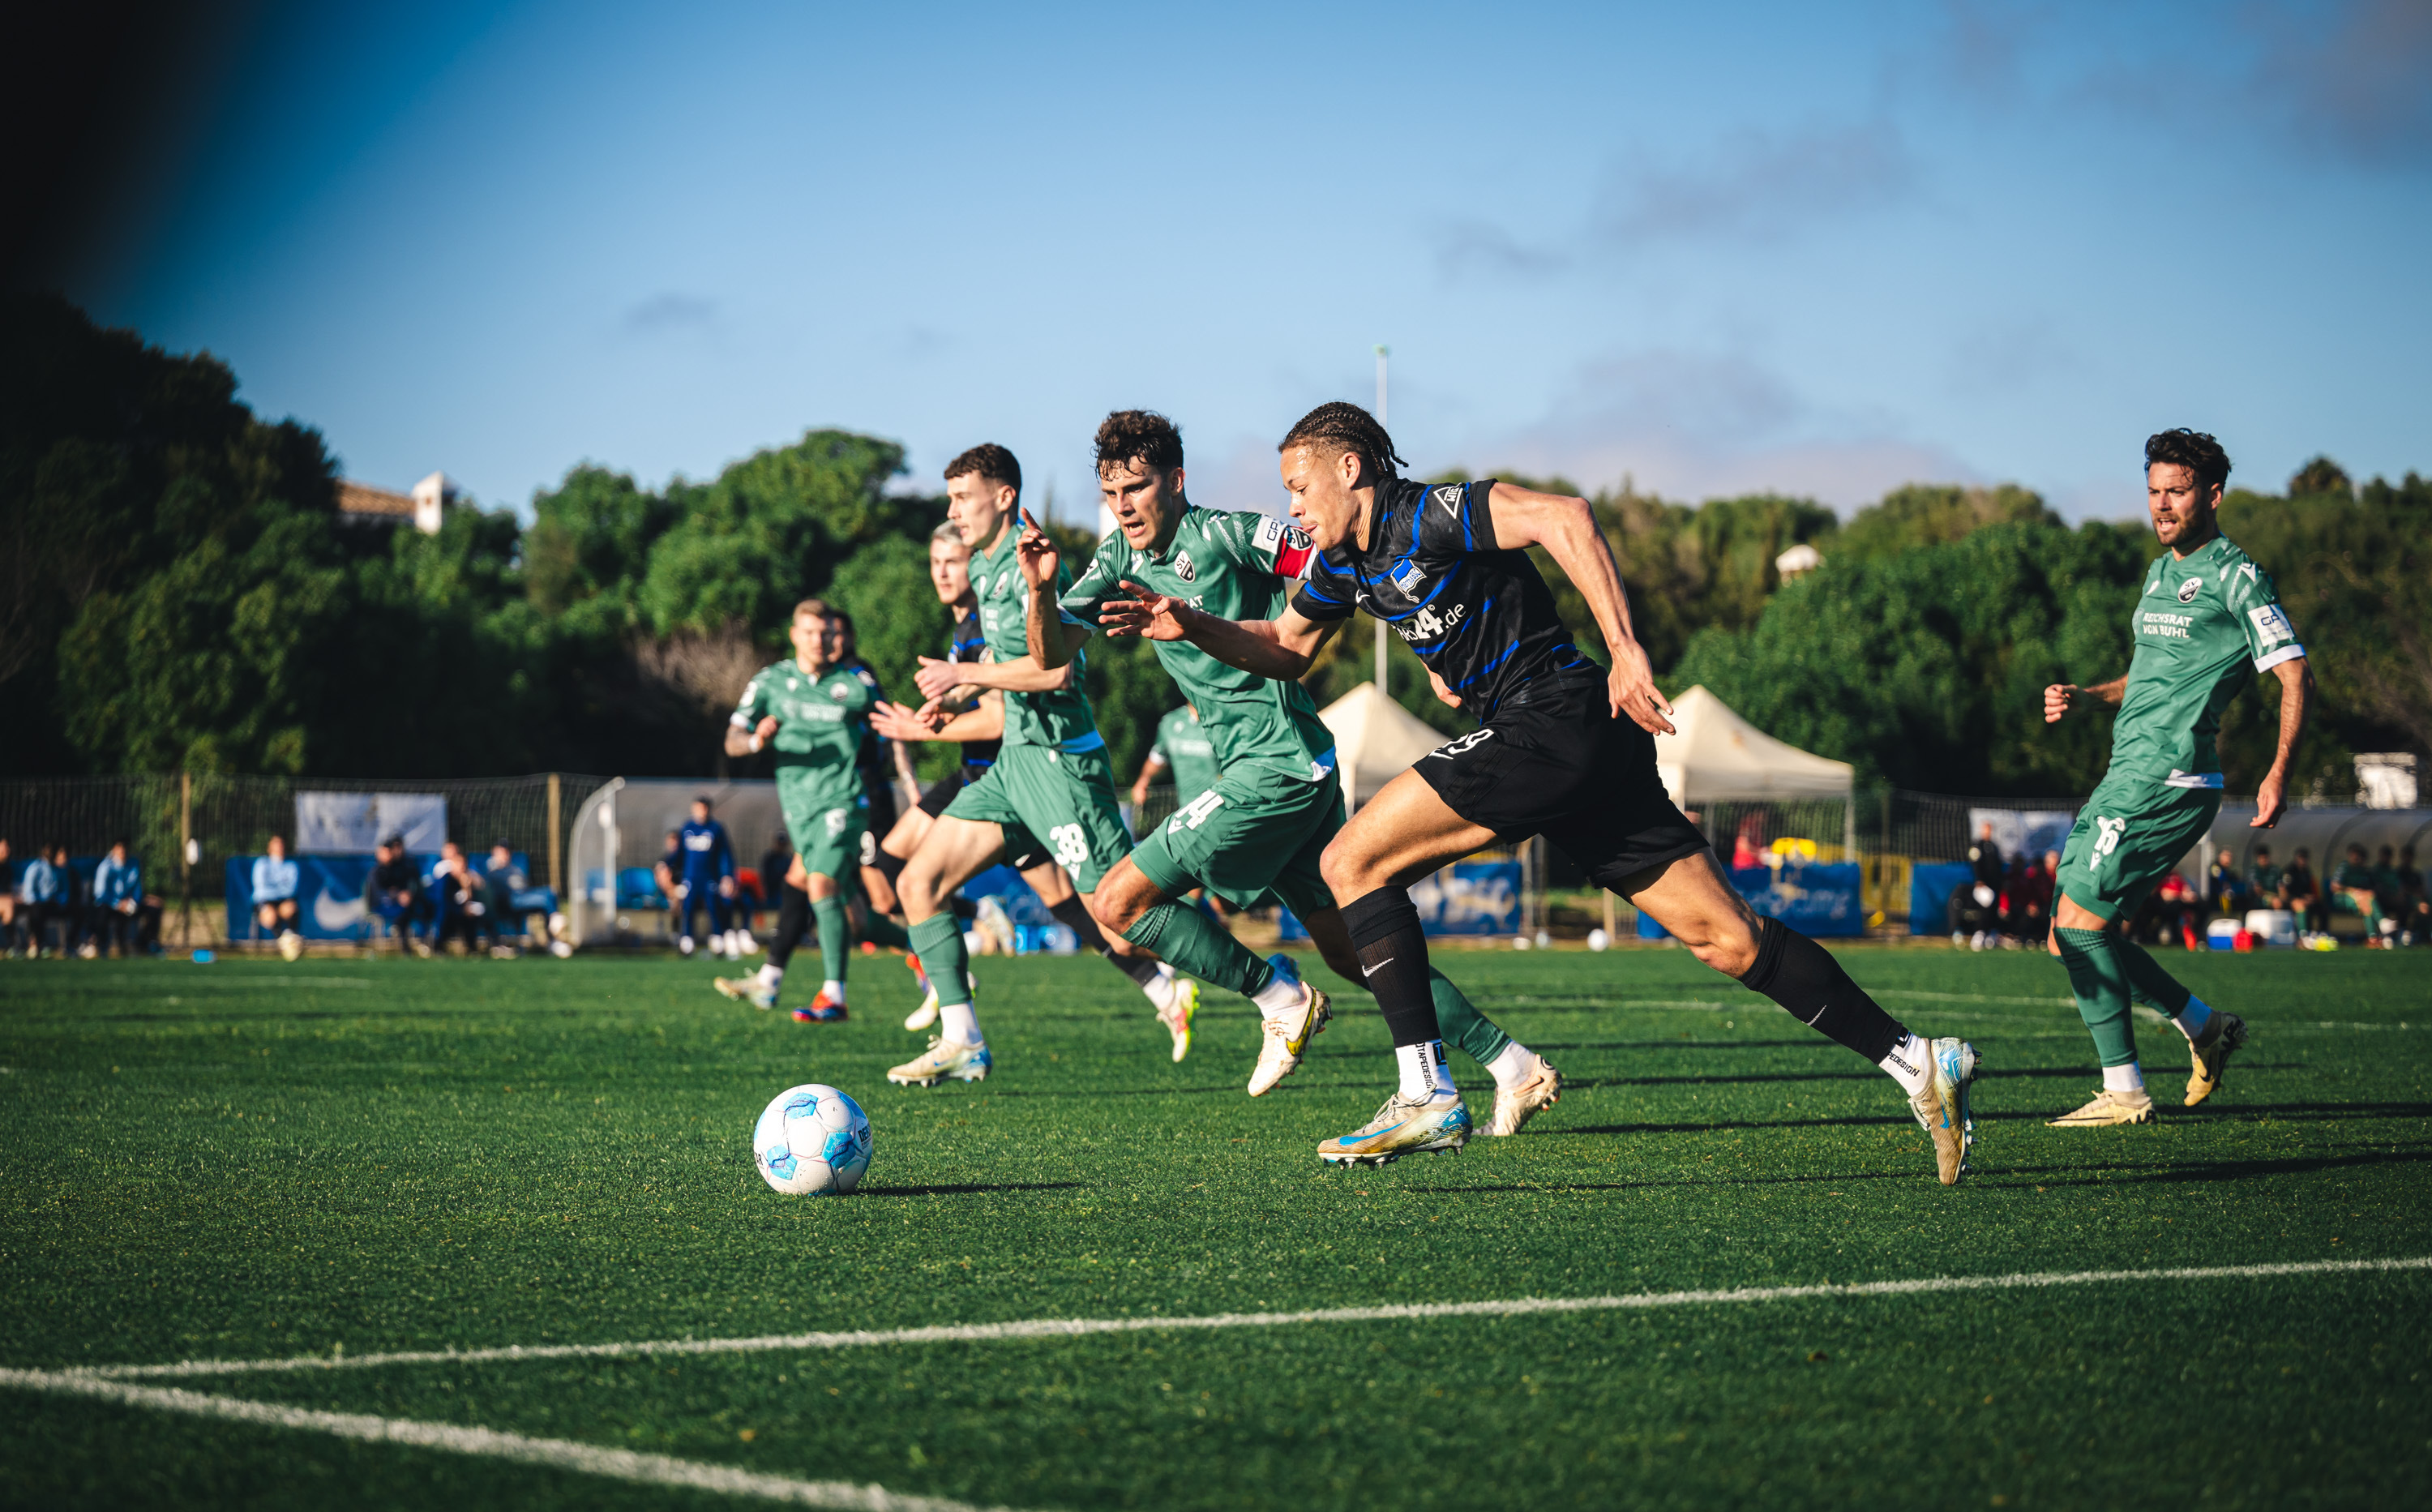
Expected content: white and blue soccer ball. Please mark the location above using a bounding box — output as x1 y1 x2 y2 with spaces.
752 1083 872 1195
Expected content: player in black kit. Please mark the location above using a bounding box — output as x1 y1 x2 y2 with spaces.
1099 402 1980 1181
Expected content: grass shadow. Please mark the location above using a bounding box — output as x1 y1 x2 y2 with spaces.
852 1181 1087 1197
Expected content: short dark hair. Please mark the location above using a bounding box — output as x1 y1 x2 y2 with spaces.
693 795 713 809
1279 401 1407 482
944 443 1021 498
2145 429 2230 494
1094 410 1184 475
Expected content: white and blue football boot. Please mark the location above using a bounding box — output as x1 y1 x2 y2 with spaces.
1907 1036 1980 1185
1318 1090 1471 1166
713 972 780 1011
1247 953 1331 1096
887 1036 993 1087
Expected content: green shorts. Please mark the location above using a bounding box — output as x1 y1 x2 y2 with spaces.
1130 763 1341 919
777 771 867 884
2057 775 2220 920
941 742 1133 893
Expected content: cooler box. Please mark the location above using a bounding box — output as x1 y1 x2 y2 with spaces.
2207 918 2241 951
2245 909 2297 948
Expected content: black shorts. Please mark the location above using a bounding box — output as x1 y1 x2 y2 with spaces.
1414 668 1709 890
918 767 1047 872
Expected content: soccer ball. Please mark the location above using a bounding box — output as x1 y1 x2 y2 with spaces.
752 1083 872 1195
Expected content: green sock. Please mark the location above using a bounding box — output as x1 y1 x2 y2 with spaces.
906 914 974 1006
861 912 912 951
2113 938 2192 1017
812 896 849 983
2054 926 2139 1067
1432 969 1511 1068
1120 902 1271 997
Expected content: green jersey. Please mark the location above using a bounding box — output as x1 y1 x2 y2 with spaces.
2106 535 2304 789
732 657 876 807
1149 705 1222 804
970 522 1103 752
1063 503 1336 783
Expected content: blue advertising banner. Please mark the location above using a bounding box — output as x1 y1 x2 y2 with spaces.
1638 862 1865 940
1909 862 1976 936
225 854 543 940
1281 859 1523 941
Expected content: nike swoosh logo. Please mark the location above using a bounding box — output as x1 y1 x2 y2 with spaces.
1360 958 1395 976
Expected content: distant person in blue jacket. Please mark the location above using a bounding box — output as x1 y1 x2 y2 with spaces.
90 839 149 957
17 842 71 957
252 833 304 959
675 797 738 957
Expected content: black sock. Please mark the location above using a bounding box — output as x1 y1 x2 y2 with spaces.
768 884 809 972
1739 917 1907 1063
1049 895 1162 986
952 894 978 921
1342 886 1437 1047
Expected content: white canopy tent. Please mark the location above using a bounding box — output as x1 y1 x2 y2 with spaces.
1654 686 1857 860
1317 682 1450 807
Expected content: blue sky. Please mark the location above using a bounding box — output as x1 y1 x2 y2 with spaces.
69 0 2432 525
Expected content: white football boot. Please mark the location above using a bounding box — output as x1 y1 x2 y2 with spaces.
1318 1091 1472 1166
888 1037 994 1086
1907 1036 1980 1184
1486 1052 1563 1137
974 896 1017 956
1247 954 1331 1095
713 973 781 1011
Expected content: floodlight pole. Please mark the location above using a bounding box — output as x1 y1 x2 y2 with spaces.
1373 344 1389 694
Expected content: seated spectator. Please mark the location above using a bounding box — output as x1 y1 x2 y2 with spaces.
2002 851 2054 945
0 838 16 952
2205 850 2246 916
2372 846 2414 945
1948 876 1999 949
1731 814 1767 872
17 842 71 957
2280 847 2323 933
2396 845 2428 945
2139 871 2201 949
2331 843 2391 944
89 839 145 957
480 842 530 956
252 834 303 957
653 829 687 939
363 836 429 954
426 841 485 951
2247 845 2284 914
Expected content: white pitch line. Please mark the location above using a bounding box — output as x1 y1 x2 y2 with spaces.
62 1255 2432 1383
0 1369 1007 1510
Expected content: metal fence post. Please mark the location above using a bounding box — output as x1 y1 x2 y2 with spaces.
546 773 562 894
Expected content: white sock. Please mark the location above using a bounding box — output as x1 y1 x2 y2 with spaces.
1394 1040 1456 1099
821 979 845 1004
1878 1033 1932 1097
1251 968 1303 1014
1141 963 1176 1013
2173 996 2213 1043
940 1000 983 1046
1486 1040 1538 1091
2103 1062 2146 1094
756 963 783 987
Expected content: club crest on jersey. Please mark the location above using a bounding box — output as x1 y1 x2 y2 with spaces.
1390 560 1425 596
2176 577 2201 604
1433 484 1463 512
1172 550 1196 583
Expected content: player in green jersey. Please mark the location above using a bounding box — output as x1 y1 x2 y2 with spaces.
882 444 1186 1088
2040 429 2313 1124
713 598 876 1022
1133 705 1222 816
1035 411 1563 1133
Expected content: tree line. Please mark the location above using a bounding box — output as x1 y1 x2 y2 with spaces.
4 295 2421 798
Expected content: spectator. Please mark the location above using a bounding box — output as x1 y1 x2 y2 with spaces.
2205 849 2246 916
89 838 145 957
2396 845 2428 946
2280 847 2323 933
1730 812 1766 872
426 841 484 951
477 843 528 956
2331 843 2389 944
653 829 686 940
674 797 737 957
2002 850 2054 945
2154 871 2202 949
1967 822 2005 889
18 843 71 957
252 834 303 958
2247 845 2284 914
1948 873 1998 949
0 838 16 953
363 836 429 955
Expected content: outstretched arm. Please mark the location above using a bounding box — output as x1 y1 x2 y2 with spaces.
2250 656 2312 829
1101 587 1339 680
1483 482 1672 735
2043 676 2128 724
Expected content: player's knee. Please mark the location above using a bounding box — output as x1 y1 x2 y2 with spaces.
1687 915 1762 979
1318 840 1377 901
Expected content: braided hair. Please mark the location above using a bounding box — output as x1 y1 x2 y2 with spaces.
1278 401 1406 482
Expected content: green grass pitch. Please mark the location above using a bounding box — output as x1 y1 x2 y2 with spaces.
2 944 2426 1510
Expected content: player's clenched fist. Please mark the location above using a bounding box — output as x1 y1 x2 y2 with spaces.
2043 683 2077 724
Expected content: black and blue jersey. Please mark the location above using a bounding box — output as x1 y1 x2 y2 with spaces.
946 608 1000 771
1288 478 1595 721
